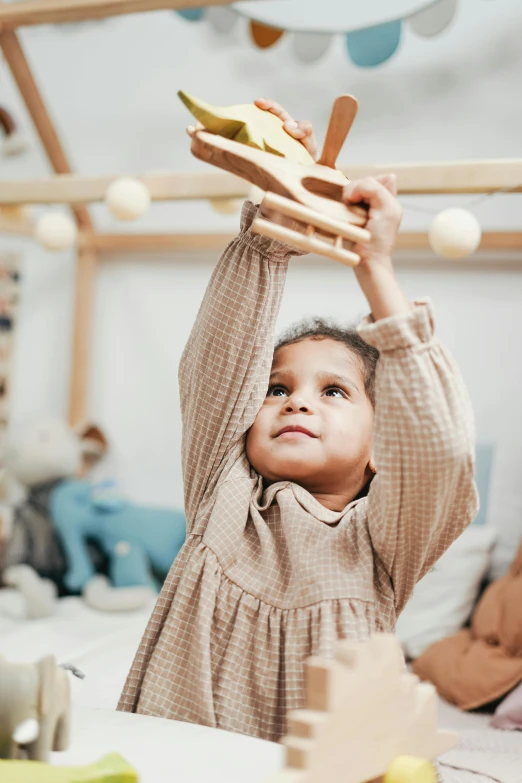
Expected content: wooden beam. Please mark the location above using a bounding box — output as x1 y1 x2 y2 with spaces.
94 232 236 253
4 158 522 205
1 158 522 207
91 231 522 255
0 0 239 28
0 172 248 206
0 27 93 230
345 160 522 195
0 209 34 236
69 245 98 426
396 231 522 251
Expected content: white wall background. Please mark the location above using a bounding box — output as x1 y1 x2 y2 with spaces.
1 0 522 576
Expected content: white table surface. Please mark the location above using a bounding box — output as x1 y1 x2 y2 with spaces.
52 706 284 783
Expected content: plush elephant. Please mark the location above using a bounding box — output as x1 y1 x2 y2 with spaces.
50 479 186 594
0 655 70 762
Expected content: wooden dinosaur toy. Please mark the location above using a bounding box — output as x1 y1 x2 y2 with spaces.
179 92 371 268
267 635 456 783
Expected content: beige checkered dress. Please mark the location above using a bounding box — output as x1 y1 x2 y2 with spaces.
118 202 478 742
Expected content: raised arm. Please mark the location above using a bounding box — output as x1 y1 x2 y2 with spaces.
180 100 316 532
179 203 301 531
345 177 479 612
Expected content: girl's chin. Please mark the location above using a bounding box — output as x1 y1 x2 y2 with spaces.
262 460 321 484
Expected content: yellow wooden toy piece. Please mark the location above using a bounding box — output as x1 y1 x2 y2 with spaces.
384 755 437 783
177 91 315 166
0 753 138 783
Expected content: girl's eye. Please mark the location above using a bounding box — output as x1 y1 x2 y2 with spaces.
325 387 346 398
267 385 287 398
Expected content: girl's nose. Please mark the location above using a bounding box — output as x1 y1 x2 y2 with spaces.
284 395 311 413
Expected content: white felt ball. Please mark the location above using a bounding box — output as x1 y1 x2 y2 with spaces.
105 177 151 221
209 198 243 214
34 212 77 251
429 208 482 259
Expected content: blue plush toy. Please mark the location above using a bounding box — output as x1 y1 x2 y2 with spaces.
50 478 186 594
3 415 186 614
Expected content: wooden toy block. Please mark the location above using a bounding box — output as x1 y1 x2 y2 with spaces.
267 635 457 783
284 736 313 770
286 709 327 741
304 657 336 712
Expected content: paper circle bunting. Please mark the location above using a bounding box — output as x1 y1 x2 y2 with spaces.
292 32 332 63
178 0 461 68
176 8 205 22
232 0 437 34
346 20 402 68
207 6 238 34
409 0 457 37
250 20 284 48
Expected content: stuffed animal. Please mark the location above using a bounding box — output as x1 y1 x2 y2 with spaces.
1 414 186 614
50 477 186 594
1 416 109 599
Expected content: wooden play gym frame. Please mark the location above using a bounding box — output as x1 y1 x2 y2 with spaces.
0 0 521 427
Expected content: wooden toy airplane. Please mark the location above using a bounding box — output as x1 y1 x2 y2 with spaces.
267 635 456 783
187 94 371 267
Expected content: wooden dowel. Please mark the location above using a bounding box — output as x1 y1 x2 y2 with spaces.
262 191 371 243
317 95 358 169
252 218 361 267
0 27 93 231
69 246 97 426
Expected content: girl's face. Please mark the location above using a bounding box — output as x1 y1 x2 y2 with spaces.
246 338 374 507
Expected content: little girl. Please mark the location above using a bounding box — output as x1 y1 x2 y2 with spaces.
119 100 478 742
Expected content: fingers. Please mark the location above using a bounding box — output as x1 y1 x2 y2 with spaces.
284 120 318 160
254 98 293 124
343 175 401 215
375 173 398 197
186 122 204 138
255 98 318 160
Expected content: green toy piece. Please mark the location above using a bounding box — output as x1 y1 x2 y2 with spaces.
178 90 315 166
0 753 138 783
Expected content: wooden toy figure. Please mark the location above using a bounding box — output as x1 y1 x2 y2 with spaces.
179 91 371 267
0 654 71 762
267 635 457 783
